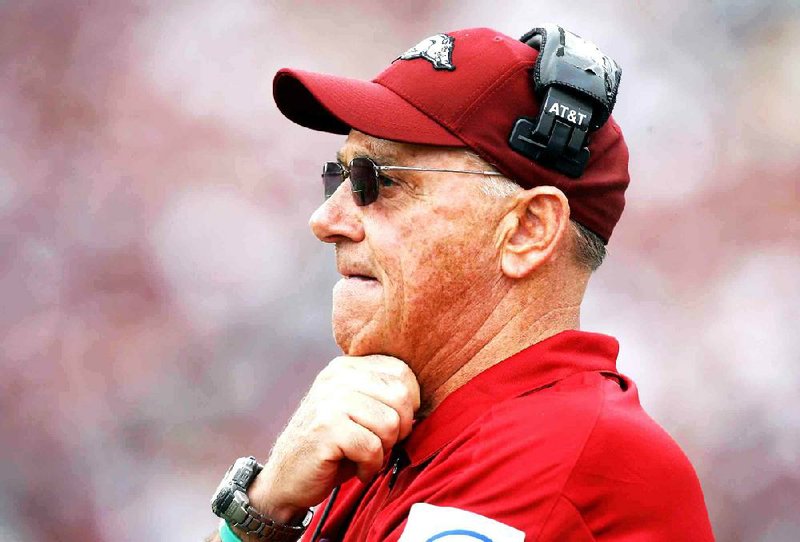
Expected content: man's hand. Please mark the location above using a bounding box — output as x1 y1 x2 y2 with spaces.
247 355 420 525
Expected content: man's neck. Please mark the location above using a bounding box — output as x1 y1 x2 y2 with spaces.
416 301 582 417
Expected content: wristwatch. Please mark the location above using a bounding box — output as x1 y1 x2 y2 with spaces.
211 456 313 541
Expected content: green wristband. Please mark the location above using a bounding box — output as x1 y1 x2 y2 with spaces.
219 519 243 542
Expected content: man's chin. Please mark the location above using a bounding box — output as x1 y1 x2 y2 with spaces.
332 320 379 357
331 307 388 357
331 284 384 353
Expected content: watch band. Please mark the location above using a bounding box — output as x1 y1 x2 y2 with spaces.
231 504 312 541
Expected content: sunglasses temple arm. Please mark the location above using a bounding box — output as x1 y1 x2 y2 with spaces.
376 165 505 176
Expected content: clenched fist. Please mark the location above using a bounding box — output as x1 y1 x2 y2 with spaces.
247 355 420 525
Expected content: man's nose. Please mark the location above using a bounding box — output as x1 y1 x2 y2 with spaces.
309 183 366 244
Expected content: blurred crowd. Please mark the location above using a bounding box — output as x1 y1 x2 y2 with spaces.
1 1 798 540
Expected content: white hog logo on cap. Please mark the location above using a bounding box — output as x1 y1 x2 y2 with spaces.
398 33 456 71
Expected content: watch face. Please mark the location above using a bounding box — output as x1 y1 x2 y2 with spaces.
211 483 234 517
222 456 258 489
212 457 263 521
233 462 254 487
221 461 240 486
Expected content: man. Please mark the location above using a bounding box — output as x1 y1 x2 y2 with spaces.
209 25 714 541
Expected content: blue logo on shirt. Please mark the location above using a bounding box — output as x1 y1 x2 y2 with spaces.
426 530 493 542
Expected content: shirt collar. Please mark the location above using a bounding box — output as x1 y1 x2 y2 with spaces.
402 330 620 466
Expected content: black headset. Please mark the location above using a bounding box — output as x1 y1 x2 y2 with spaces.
508 25 622 178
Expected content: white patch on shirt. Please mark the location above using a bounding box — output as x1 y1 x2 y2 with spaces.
398 503 525 542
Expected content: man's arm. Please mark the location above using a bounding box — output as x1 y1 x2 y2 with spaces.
205 354 420 541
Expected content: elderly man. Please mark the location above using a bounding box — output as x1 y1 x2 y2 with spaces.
209 26 714 541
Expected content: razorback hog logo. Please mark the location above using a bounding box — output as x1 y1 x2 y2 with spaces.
398 34 455 71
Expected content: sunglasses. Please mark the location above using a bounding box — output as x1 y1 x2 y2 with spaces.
322 156 505 206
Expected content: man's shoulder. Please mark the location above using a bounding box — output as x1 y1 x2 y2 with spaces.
473 369 689 470
470 370 704 488
453 368 703 494
556 373 713 536
430 370 627 490
458 369 713 539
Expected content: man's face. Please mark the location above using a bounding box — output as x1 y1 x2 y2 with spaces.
309 131 508 374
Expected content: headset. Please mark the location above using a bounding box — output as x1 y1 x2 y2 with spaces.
509 25 622 178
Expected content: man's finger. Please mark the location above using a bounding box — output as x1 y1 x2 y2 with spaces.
337 418 385 483
360 355 422 411
344 391 402 453
335 370 416 440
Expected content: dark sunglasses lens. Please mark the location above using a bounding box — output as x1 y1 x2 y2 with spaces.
322 162 344 200
350 158 379 206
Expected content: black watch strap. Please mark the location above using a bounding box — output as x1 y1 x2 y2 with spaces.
232 505 312 541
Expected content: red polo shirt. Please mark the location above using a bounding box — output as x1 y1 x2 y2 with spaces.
304 331 714 541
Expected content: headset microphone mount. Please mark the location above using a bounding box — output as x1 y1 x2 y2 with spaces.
509 25 622 178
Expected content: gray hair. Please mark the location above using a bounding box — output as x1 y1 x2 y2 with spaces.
569 220 607 272
463 151 607 272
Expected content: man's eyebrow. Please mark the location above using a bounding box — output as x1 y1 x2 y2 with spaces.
337 149 395 165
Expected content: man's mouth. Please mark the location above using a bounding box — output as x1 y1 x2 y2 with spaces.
345 274 378 282
336 258 379 283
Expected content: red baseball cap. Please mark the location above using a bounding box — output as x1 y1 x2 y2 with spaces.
273 27 630 242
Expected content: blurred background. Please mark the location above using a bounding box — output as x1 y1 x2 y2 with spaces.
0 0 798 540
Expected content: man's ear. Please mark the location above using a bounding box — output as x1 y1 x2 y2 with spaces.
499 186 570 279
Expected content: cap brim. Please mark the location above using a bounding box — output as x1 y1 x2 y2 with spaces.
273 68 463 146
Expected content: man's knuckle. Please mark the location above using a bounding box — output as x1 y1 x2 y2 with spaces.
385 406 401 426
388 360 411 378
376 411 399 439
368 436 383 455
367 370 391 388
397 362 415 379
391 383 412 405
317 440 340 462
359 432 381 454
312 408 340 432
